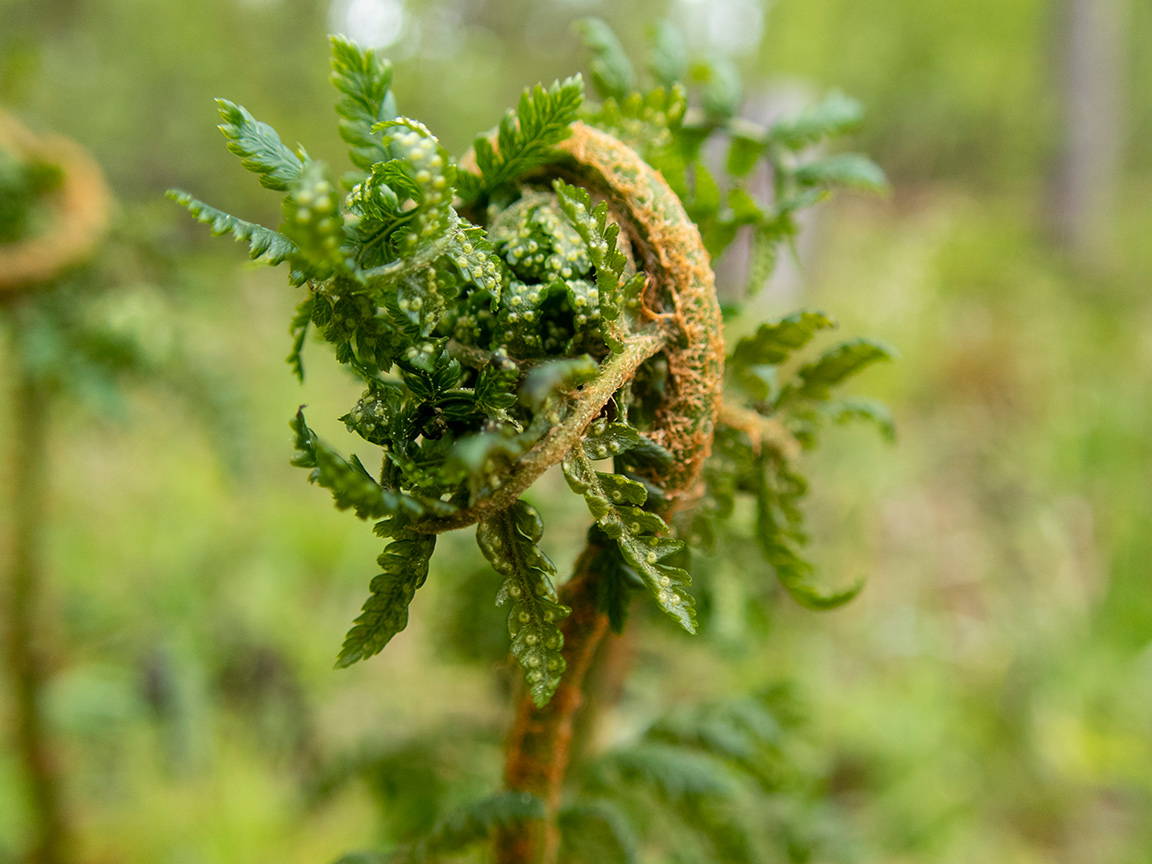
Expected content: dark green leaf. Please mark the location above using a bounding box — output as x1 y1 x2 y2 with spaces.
290 408 453 520
393 792 545 863
563 448 696 632
559 800 639 864
462 76 584 203
477 502 570 706
287 296 313 382
336 531 437 667
330 35 396 173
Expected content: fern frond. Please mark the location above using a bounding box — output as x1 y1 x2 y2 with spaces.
553 179 644 350
776 338 895 407
392 792 545 863
826 397 896 442
730 310 836 369
794 152 888 193
754 452 862 610
287 296 313 382
603 743 738 800
336 531 437 667
290 408 455 520
281 161 348 280
460 76 584 203
166 190 296 264
646 20 688 87
563 445 696 632
477 501 570 706
766 91 866 150
215 98 308 190
330 35 397 173
559 799 639 864
574 18 635 101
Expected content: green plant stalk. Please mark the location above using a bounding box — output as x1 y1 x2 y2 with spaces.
3 319 71 864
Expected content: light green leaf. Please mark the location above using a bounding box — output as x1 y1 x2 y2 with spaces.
215 98 307 190
576 18 635 101
779 338 895 405
647 20 688 87
794 153 888 193
766 91 865 150
329 35 397 173
167 190 296 265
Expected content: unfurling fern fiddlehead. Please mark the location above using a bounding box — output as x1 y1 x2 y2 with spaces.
171 27 892 863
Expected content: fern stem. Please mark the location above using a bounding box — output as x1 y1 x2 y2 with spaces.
3 318 71 864
496 542 611 864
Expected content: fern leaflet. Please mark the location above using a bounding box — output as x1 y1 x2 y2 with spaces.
477 501 570 707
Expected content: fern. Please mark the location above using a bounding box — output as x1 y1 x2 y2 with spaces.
552 179 645 350
558 800 639 864
336 531 437 668
477 501 570 706
563 437 696 633
174 26 890 861
286 296 313 383
794 152 889 193
574 17 635 101
330 35 397 174
165 190 295 264
458 76 585 203
290 408 454 522
215 98 308 190
766 91 866 150
391 792 544 863
776 338 895 407
176 24 888 742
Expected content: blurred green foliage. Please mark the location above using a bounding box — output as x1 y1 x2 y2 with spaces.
2 0 1151 862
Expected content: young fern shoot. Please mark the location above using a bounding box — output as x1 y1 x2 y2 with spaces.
171 27 892 862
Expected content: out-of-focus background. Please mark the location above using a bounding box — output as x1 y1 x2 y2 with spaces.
2 0 1151 861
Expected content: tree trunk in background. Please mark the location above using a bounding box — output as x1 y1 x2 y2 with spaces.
4 324 71 864
1048 0 1128 267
